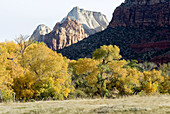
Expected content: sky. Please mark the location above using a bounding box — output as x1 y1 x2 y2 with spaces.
0 0 124 42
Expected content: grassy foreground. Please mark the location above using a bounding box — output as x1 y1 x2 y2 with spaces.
0 95 170 114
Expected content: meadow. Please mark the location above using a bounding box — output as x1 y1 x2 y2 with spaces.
0 95 170 114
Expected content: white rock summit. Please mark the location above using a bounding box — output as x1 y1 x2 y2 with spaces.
62 6 109 35
30 24 51 42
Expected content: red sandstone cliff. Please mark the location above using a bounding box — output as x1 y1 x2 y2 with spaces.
109 0 170 28
108 0 170 64
44 17 88 50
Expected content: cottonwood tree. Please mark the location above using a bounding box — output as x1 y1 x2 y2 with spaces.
72 45 139 98
13 43 73 100
141 69 164 94
0 44 13 101
158 63 170 94
0 45 8 90
15 35 34 56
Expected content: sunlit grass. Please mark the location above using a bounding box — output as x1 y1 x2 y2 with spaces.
0 95 169 114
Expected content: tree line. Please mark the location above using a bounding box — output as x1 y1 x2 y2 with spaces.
0 36 169 102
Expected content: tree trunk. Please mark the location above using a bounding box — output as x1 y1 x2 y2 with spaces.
13 92 15 102
0 90 3 102
100 80 105 99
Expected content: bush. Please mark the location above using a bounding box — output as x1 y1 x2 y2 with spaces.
1 90 13 102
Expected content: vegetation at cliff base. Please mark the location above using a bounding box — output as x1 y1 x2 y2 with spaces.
0 36 169 102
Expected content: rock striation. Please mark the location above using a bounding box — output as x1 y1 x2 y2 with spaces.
58 26 170 64
62 6 109 35
109 0 170 28
109 0 170 63
108 0 170 64
124 0 168 5
44 17 88 50
30 24 51 42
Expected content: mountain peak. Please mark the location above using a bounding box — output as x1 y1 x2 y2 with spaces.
53 16 79 31
58 0 170 64
72 6 80 10
30 24 51 42
44 17 88 50
37 24 46 27
61 7 109 35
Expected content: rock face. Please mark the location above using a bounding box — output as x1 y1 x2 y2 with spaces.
108 0 170 64
62 7 109 35
44 17 88 50
30 24 51 41
124 0 167 5
58 0 170 64
109 0 170 28
58 26 170 64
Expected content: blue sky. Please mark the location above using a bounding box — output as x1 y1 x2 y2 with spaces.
0 0 124 42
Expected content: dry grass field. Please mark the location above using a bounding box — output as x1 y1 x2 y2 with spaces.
0 95 170 114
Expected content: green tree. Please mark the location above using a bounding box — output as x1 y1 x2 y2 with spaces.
71 45 138 98
159 63 170 94
92 45 122 98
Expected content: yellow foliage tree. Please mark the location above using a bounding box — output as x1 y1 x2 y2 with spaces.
159 63 170 94
92 45 123 98
0 45 8 90
15 43 73 100
72 45 136 98
0 43 14 101
142 69 164 94
72 58 99 97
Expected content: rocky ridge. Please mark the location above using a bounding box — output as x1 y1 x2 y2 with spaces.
124 0 168 5
62 6 109 35
108 0 170 64
44 17 88 50
109 0 169 28
30 24 51 42
58 0 170 64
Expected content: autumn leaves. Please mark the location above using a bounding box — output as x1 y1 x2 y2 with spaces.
0 41 169 102
0 41 73 101
68 45 169 98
